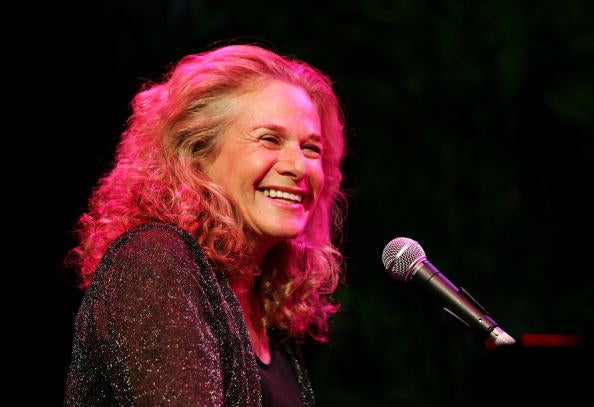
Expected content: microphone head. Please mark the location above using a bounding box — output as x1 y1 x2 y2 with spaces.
382 237 427 282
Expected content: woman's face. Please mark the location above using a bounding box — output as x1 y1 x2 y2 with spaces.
205 80 324 253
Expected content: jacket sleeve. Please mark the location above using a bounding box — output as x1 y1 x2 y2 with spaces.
68 224 226 406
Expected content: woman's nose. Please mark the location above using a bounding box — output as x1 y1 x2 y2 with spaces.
276 145 306 179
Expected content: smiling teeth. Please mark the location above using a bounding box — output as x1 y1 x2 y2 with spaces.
263 189 302 203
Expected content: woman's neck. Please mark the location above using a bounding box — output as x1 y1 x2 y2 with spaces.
235 288 271 364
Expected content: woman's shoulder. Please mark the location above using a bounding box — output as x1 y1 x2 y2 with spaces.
89 222 213 295
114 221 192 243
98 222 209 277
107 222 202 257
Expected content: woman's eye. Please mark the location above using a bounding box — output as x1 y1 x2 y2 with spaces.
303 144 322 154
260 135 280 144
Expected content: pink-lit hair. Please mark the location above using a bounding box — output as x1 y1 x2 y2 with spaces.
66 43 347 342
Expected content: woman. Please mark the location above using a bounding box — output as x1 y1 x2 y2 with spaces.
63 42 348 406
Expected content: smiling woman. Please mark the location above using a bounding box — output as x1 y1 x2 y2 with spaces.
205 80 325 260
62 41 348 406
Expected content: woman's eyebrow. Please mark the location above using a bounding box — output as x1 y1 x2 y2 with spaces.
251 123 322 140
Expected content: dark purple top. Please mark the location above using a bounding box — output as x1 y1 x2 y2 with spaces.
258 337 305 407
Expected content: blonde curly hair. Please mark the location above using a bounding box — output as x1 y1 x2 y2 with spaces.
66 43 347 342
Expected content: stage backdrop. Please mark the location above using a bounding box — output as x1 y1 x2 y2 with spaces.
29 1 592 405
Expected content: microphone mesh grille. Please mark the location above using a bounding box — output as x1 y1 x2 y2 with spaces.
382 237 426 281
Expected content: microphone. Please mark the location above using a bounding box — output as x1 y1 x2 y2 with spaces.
382 237 516 350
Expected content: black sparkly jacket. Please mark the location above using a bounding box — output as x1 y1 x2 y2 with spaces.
64 222 316 406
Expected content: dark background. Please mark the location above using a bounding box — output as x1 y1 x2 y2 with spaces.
26 1 593 405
